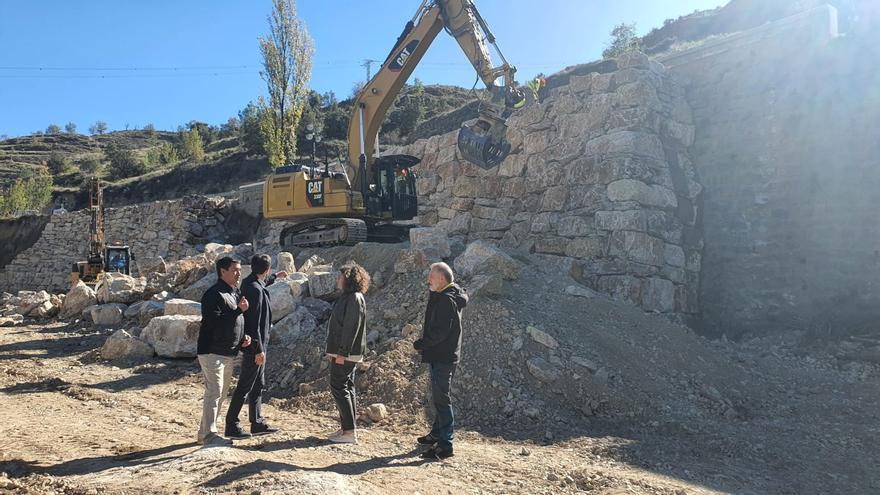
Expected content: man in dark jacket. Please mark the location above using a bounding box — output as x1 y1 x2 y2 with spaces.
225 254 287 438
414 262 468 459
197 256 250 446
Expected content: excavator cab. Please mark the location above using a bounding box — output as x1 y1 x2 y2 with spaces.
366 154 419 220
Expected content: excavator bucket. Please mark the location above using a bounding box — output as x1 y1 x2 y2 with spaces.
457 120 511 170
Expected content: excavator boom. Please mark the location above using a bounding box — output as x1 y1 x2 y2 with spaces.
347 0 524 187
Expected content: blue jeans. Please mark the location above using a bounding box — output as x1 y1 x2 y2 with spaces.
428 362 456 449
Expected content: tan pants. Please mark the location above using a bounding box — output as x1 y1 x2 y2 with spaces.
197 354 234 442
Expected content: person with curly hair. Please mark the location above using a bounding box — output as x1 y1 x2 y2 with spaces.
324 262 370 444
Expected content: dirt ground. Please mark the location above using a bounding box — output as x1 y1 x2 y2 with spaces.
0 322 715 495
1 305 878 494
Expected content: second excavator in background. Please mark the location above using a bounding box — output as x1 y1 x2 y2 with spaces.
248 0 527 250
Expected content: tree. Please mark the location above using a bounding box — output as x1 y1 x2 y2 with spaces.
239 101 266 156
179 128 206 162
144 123 156 137
0 173 52 217
186 121 216 145
47 152 72 175
65 122 77 135
603 23 640 59
395 79 426 136
220 117 241 138
89 121 108 135
105 142 146 180
259 0 314 168
144 142 179 168
46 124 61 135
78 155 103 174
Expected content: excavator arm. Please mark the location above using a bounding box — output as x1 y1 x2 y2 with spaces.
347 0 525 195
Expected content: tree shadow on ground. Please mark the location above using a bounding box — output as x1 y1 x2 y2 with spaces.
0 334 97 361
202 446 426 487
0 442 197 478
0 377 70 394
84 360 199 392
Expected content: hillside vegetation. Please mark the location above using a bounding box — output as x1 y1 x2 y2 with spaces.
0 83 478 213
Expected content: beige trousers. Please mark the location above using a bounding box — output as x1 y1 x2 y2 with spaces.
197 354 234 442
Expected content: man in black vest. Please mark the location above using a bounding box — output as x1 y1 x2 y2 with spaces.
225 254 288 438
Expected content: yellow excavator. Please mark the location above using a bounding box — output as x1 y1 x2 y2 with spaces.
256 0 526 249
71 178 132 286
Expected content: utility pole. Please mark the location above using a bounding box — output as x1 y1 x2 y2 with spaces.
361 59 380 82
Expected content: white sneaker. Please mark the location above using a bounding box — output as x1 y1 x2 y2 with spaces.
200 433 233 447
327 429 344 440
329 430 357 444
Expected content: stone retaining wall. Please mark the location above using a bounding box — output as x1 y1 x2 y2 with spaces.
390 52 702 315
662 6 880 336
0 195 230 293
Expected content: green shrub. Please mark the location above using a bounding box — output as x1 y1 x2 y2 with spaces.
0 172 52 217
603 23 640 59
46 152 72 174
105 142 146 180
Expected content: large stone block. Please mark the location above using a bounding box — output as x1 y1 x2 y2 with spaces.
271 305 319 343
498 153 527 177
307 271 338 299
453 241 521 280
540 186 569 212
558 216 594 237
642 278 675 313
17 290 50 316
164 298 202 317
60 281 97 319
564 237 606 259
530 212 558 234
606 179 677 208
100 329 154 361
268 278 307 322
664 244 686 268
394 249 429 274
527 357 560 383
470 217 512 232
141 315 201 358
95 273 147 304
409 227 451 259
533 237 567 255
277 252 296 274
584 132 665 162
596 275 642 306
609 231 666 266
595 210 648 231
89 303 128 326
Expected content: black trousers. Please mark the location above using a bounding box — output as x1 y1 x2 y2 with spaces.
226 352 266 427
428 362 456 449
329 361 357 430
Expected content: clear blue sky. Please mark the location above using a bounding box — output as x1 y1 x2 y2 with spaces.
0 0 727 138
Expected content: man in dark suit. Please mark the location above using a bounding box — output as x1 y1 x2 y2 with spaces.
225 254 287 438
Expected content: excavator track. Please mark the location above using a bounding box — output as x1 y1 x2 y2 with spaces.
279 218 368 250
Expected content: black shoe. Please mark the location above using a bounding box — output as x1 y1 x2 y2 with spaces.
417 433 438 445
251 423 279 436
420 445 454 460
225 424 252 439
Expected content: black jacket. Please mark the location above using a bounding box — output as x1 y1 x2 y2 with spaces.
325 292 367 357
414 284 468 364
240 272 277 355
197 280 246 356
